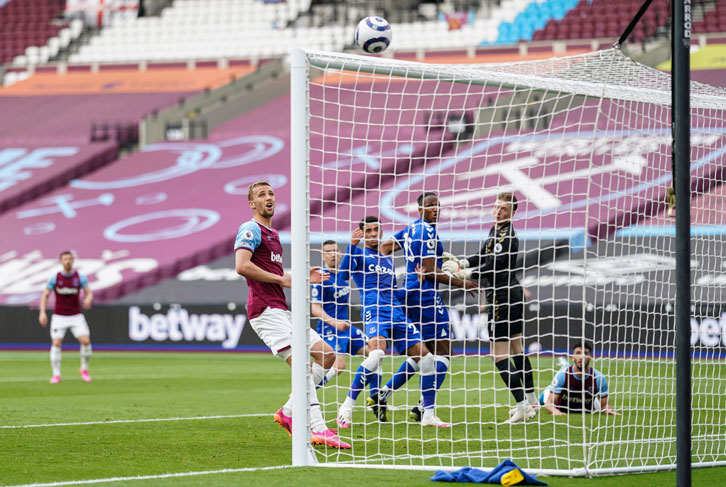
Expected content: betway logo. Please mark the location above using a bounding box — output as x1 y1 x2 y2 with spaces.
129 306 246 349
691 314 726 347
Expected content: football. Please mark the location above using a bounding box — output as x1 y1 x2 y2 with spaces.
355 16 392 54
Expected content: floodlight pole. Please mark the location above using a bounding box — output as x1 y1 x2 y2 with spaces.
290 48 314 467
671 1 692 486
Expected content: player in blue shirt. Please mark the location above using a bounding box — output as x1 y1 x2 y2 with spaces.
311 240 375 389
540 341 620 416
336 216 450 428
380 192 478 422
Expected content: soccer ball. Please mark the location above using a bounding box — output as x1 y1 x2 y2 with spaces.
355 16 392 54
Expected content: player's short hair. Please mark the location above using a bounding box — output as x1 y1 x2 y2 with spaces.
497 192 518 212
322 239 337 248
247 181 272 201
417 192 438 207
359 215 379 230
571 340 594 354
59 250 74 260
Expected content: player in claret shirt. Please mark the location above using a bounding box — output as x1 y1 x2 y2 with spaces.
540 341 620 416
39 251 94 384
235 181 350 449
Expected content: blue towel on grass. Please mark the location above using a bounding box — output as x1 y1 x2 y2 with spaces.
431 460 547 485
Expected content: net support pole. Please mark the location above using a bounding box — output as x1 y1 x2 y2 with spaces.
671 1 692 486
290 47 314 467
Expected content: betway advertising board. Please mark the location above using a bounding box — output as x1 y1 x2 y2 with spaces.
2 302 725 356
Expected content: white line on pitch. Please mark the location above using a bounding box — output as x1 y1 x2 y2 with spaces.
1 413 267 429
5 465 291 487
0 374 183 383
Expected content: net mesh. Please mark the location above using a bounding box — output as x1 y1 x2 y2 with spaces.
298 47 726 475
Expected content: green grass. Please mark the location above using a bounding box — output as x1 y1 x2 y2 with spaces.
0 351 724 486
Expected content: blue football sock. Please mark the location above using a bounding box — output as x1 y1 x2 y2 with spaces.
384 358 418 391
421 374 437 410
435 359 449 390
365 370 381 397
347 364 371 401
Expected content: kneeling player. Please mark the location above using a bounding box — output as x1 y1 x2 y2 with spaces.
311 240 374 388
336 217 450 428
540 341 620 416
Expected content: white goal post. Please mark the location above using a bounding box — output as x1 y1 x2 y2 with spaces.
289 47 726 475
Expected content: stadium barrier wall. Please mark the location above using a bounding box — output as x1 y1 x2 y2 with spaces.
1 303 725 356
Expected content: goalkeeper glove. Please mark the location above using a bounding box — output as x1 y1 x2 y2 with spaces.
441 260 467 280
442 252 469 270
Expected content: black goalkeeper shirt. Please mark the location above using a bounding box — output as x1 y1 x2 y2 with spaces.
466 221 523 304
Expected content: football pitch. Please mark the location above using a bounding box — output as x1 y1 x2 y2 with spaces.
1 351 724 486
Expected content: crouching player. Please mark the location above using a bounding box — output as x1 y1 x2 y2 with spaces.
336 216 450 428
235 181 350 449
541 341 620 416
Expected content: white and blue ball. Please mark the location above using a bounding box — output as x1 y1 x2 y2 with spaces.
355 16 392 54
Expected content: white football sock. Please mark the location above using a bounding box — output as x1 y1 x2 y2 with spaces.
50 346 61 377
324 366 339 384
308 375 327 433
526 392 537 406
311 361 326 386
80 344 92 371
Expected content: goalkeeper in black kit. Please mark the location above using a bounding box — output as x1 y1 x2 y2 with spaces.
442 192 537 423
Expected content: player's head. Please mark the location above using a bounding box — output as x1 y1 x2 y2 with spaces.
359 216 380 250
571 340 594 372
59 251 74 271
322 239 341 269
417 192 439 224
493 192 518 225
247 181 275 219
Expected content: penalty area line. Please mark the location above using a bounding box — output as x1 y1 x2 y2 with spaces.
1 413 267 429
7 465 291 487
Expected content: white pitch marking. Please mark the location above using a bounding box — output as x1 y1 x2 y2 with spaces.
0 374 183 383
1 413 267 429
6 465 291 487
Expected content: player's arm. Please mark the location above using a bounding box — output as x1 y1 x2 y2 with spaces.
310 302 350 331
595 371 620 415
545 391 566 416
39 288 51 327
379 237 400 256
236 249 289 286
82 286 93 310
419 256 478 293
235 250 328 288
80 274 92 309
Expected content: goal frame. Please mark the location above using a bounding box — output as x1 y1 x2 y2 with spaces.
288 46 726 475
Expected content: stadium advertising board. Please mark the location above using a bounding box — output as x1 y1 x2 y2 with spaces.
2 302 725 356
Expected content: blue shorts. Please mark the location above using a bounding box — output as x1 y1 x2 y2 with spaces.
396 290 450 342
362 305 421 355
317 322 367 355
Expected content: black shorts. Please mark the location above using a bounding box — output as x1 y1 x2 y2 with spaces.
488 300 524 342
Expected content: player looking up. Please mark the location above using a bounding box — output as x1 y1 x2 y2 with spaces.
235 181 350 449
379 192 478 422
311 240 375 389
442 192 536 424
336 216 450 428
38 251 93 384
541 341 620 416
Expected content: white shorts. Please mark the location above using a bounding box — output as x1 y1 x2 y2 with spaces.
50 314 90 340
249 307 322 359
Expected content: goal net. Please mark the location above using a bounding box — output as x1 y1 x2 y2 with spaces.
289 47 726 476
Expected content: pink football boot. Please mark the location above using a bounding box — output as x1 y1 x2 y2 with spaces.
310 429 351 449
273 407 293 437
